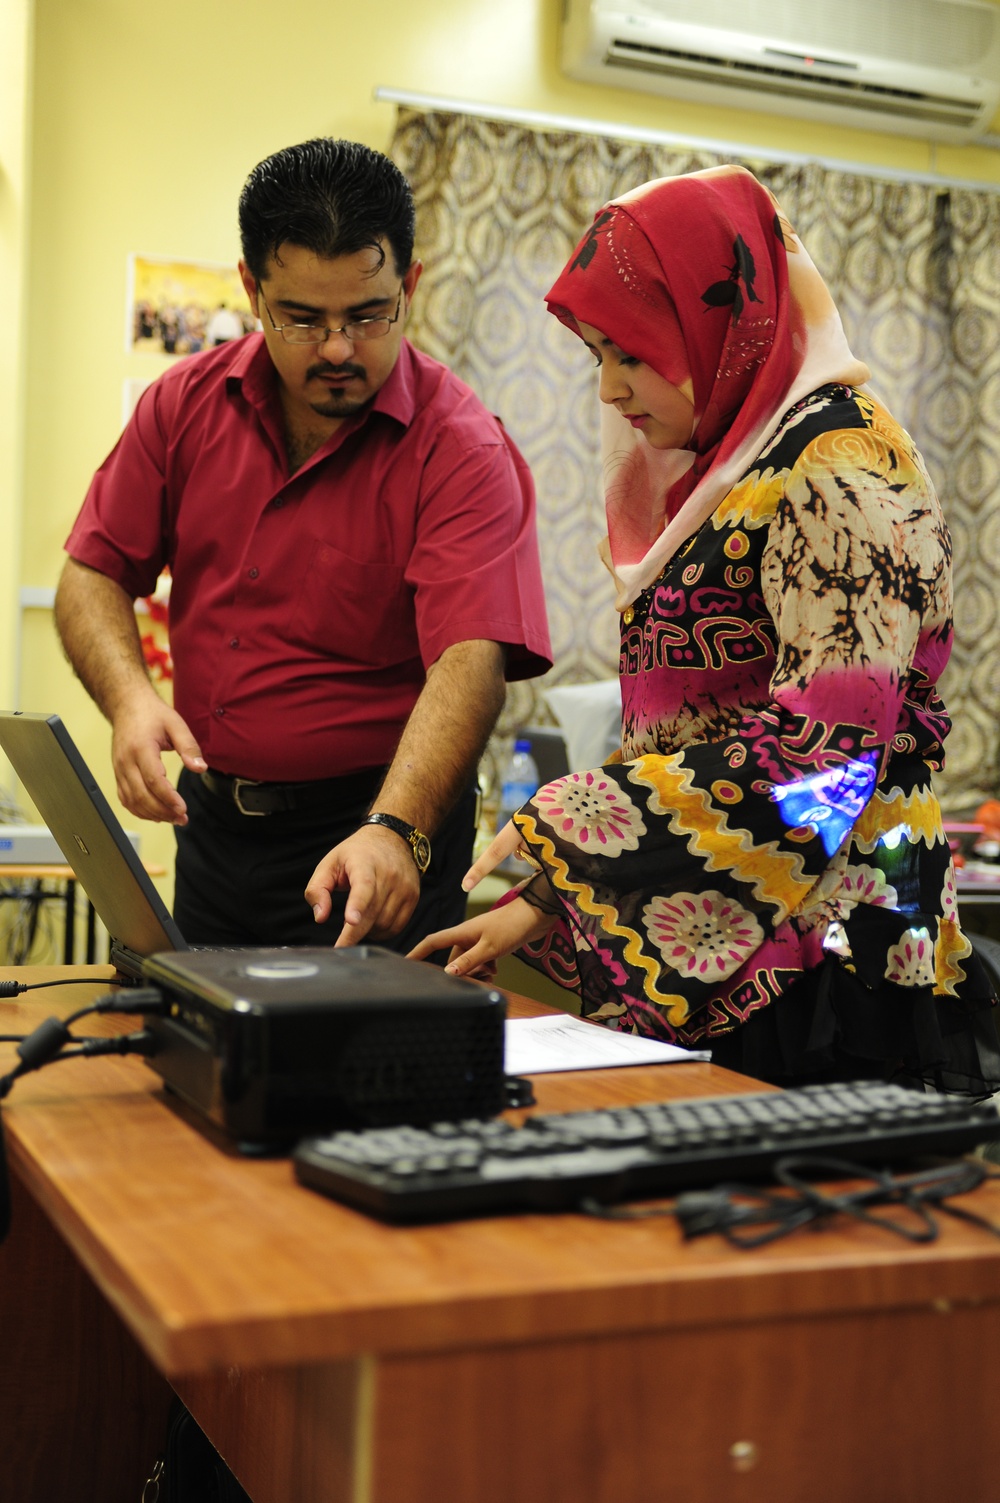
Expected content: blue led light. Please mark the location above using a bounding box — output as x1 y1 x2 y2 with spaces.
772 758 877 857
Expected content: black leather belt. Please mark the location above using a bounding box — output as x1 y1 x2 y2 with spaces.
200 766 383 817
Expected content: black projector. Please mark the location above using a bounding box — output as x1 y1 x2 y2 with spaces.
141 947 506 1147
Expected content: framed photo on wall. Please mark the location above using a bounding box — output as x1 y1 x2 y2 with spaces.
127 254 254 356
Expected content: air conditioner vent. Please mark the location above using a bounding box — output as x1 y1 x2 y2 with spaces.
606 40 982 127
619 0 996 73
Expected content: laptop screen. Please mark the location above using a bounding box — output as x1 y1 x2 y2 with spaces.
0 711 186 974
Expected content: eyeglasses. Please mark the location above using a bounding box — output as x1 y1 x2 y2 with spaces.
257 285 403 345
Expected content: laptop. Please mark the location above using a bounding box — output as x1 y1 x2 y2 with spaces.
0 711 188 979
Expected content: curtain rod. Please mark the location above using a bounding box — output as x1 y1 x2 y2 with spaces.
374 86 1000 195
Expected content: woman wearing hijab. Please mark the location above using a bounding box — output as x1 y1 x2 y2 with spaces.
410 166 999 1095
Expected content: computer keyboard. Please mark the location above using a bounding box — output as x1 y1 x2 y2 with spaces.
292 1080 1000 1223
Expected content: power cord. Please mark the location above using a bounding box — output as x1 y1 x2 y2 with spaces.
0 988 166 1244
0 981 166 1041
0 976 131 997
0 989 165 1092
580 1155 1000 1246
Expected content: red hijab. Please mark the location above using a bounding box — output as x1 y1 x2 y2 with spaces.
545 166 869 608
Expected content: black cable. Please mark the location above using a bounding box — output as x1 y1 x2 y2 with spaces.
44 1031 159 1060
2 1031 159 1084
580 1156 1000 1247
0 989 166 1043
769 1157 939 1246
0 877 61 967
62 988 165 1028
0 992 164 1092
18 880 42 966
0 976 130 998
0 1033 143 1044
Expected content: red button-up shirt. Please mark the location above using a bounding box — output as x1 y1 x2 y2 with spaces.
67 335 552 782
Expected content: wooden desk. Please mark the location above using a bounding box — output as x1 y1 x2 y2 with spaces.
3 967 1000 1503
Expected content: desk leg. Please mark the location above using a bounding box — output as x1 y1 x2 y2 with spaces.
63 878 75 965
85 898 97 963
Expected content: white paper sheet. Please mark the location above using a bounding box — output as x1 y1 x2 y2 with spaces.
505 1013 710 1075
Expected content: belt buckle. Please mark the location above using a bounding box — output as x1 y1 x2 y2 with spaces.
232 776 266 816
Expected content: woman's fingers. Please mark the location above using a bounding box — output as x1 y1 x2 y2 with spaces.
408 898 552 980
461 820 522 891
444 938 498 978
408 923 498 978
407 925 469 962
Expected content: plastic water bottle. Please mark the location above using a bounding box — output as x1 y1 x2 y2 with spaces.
496 738 540 874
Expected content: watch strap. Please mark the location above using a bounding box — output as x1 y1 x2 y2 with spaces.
363 812 432 873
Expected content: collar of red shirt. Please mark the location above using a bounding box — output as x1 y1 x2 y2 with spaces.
225 331 418 433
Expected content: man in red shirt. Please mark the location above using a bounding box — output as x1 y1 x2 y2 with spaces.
55 138 551 952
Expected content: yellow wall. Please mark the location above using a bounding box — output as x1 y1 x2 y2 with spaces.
1 0 33 713
12 0 1000 894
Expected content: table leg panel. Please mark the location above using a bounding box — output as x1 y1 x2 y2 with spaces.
0 1173 173 1503
176 1357 369 1503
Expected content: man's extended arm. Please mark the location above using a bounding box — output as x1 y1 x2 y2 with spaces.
54 558 206 823
305 637 506 946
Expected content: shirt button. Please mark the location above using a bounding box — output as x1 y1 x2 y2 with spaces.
248 567 259 579
273 495 286 509
215 707 225 717
229 637 239 649
623 606 635 625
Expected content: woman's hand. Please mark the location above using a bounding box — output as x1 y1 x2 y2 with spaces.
460 819 522 892
407 897 554 980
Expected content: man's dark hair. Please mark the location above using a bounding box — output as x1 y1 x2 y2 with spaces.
238 138 415 282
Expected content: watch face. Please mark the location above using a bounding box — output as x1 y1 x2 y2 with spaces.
412 834 432 873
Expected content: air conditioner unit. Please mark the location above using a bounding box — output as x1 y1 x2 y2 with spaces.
560 0 1000 142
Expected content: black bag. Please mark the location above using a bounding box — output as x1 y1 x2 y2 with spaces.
142 1401 253 1502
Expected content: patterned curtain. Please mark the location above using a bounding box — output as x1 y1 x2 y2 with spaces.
390 107 1000 810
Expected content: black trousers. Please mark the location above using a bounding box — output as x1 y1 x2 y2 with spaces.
173 767 477 954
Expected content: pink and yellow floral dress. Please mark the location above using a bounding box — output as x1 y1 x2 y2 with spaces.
514 385 999 1093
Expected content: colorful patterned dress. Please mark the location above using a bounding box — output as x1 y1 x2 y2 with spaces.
515 385 999 1092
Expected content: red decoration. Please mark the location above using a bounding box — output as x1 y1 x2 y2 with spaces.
140 631 173 682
